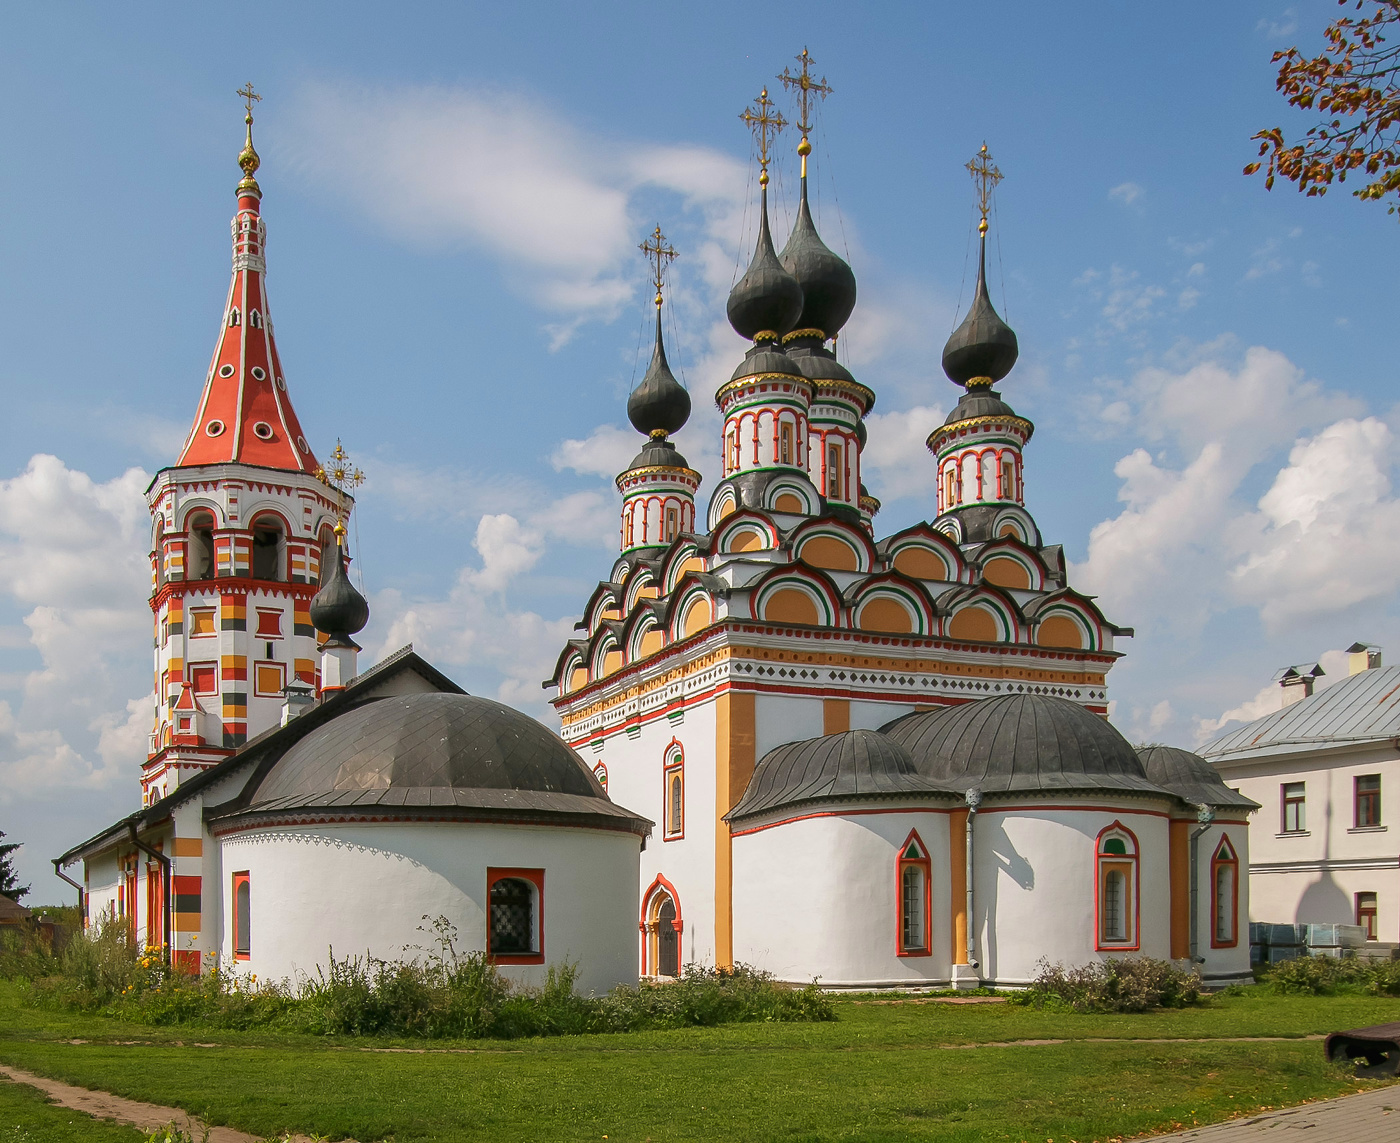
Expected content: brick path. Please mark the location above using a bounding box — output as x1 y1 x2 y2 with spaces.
1140 1082 1398 1141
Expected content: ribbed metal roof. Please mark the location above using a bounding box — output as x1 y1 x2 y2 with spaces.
1137 746 1259 810
1201 666 1400 762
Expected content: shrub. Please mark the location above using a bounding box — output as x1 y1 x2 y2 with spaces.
1012 956 1203 1013
1262 953 1395 996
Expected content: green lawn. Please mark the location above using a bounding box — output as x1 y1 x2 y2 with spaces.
1 981 1397 1142
0 1077 146 1143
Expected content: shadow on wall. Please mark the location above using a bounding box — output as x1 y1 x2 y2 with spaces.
1296 872 1352 924
978 817 1035 980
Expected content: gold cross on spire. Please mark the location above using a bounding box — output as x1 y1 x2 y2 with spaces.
639 225 678 309
236 82 262 120
966 142 1003 236
236 83 263 183
740 87 786 188
316 439 365 537
777 48 832 178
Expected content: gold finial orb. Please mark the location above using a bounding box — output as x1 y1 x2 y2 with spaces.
797 138 811 157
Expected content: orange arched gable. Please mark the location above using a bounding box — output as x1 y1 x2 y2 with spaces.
948 607 999 642
729 529 766 553
982 557 1031 590
858 597 913 634
682 597 712 637
638 628 665 658
773 492 804 513
799 535 859 571
893 546 949 581
1037 615 1084 649
764 588 820 626
601 649 623 677
568 666 588 692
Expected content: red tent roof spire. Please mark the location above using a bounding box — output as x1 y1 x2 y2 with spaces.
176 88 318 473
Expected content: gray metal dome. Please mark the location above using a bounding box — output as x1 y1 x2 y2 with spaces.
881 693 1170 796
1138 745 1260 811
728 728 954 821
240 692 646 830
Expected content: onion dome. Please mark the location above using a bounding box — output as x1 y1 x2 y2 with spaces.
1138 746 1260 810
727 184 803 342
728 340 804 384
943 387 1019 426
726 729 954 821
310 535 369 647
627 310 691 437
881 694 1168 796
625 434 691 474
942 234 1019 388
779 177 856 339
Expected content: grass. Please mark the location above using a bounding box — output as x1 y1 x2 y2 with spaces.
0 980 1397 1141
0 1076 146 1143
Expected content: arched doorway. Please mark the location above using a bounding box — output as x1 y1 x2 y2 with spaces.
642 876 683 978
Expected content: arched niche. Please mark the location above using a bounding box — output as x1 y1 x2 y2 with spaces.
947 607 999 642
764 587 820 626
982 557 1031 590
1036 615 1085 649
798 535 860 572
857 596 914 634
892 545 951 581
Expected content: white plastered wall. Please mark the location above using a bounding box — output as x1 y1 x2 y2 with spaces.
218 821 641 995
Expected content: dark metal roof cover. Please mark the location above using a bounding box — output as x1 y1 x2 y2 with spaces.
880 694 1170 796
626 310 691 438
1137 746 1260 811
237 692 645 829
778 178 857 338
625 436 692 474
726 190 803 341
943 387 1021 426
727 729 956 820
728 343 803 383
1201 665 1400 762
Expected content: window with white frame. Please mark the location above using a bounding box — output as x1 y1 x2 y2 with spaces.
663 745 684 839
897 834 931 956
1096 826 1139 949
1210 836 1238 947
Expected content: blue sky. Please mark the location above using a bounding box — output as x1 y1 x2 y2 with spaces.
3 0 1398 897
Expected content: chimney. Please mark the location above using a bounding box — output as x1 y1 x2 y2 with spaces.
280 681 315 726
1347 642 1382 675
1274 663 1324 708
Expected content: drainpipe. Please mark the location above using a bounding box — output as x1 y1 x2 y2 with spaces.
1188 803 1215 964
127 822 171 966
52 859 84 917
965 787 982 970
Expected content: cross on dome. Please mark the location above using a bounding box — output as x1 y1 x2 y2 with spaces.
639 225 677 309
777 48 832 176
740 88 786 188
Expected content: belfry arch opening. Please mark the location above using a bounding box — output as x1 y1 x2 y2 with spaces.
188 512 216 580
251 515 284 581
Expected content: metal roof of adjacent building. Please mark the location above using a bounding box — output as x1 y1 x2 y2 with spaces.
1201 665 1400 763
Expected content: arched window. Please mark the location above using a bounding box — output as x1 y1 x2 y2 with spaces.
1210 836 1239 948
780 421 794 466
232 871 250 960
664 743 684 839
487 868 544 964
945 467 957 509
228 308 241 327
643 879 683 978
592 762 608 791
664 505 679 543
249 309 263 329
251 516 284 581
896 832 932 957
188 513 216 580
1001 456 1016 499
827 442 843 499
1096 825 1140 950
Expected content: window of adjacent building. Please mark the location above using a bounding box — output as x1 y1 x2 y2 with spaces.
486 868 544 964
897 834 931 956
251 517 284 581
255 609 283 638
233 871 250 959
189 663 218 695
1097 827 1139 949
1210 836 1239 948
664 746 684 839
1356 892 1378 941
664 506 679 543
188 608 216 638
780 422 794 465
1355 775 1382 828
188 514 215 580
253 662 285 698
1282 782 1306 833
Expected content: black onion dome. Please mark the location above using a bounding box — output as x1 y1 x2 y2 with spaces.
626 435 691 473
727 729 954 820
729 341 804 383
310 543 369 644
727 188 803 341
785 341 858 385
1138 746 1260 811
944 387 1019 425
881 693 1169 796
627 310 691 437
779 178 857 337
856 418 867 448
236 692 649 833
942 239 1019 387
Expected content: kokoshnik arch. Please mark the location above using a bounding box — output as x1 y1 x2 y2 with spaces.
546 58 1260 988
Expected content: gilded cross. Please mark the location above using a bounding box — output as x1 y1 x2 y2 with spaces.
777 48 832 177
740 87 787 186
315 439 365 528
966 143 1003 235
236 82 262 120
639 226 678 309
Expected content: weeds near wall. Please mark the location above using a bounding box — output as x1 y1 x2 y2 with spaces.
1010 957 1204 1013
3 915 833 1039
1260 954 1400 997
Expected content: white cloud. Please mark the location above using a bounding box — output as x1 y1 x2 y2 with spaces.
1077 264 1166 335
552 424 639 480
1109 182 1143 206
861 404 947 505
1257 10 1298 39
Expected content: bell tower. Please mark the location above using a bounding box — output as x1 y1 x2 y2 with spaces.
142 89 349 805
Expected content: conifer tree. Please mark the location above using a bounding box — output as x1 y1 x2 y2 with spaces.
0 830 28 903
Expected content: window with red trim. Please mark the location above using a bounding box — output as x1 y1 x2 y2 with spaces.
232 871 250 960
1096 825 1139 950
663 744 684 840
1355 775 1381 828
1210 836 1239 947
487 868 544 965
591 762 608 791
255 609 283 637
1356 892 1378 940
896 832 932 957
189 663 218 695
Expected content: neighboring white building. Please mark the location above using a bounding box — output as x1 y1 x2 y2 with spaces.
1203 645 1398 945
